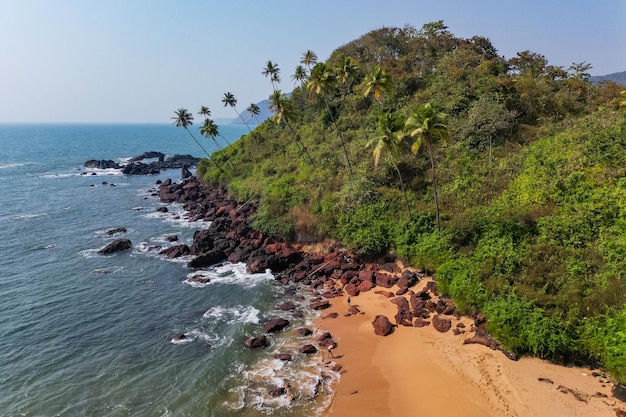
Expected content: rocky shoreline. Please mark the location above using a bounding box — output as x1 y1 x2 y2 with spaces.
152 175 517 359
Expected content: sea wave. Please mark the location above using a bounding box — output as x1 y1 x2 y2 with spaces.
11 212 48 221
183 262 273 288
202 305 261 325
0 162 33 169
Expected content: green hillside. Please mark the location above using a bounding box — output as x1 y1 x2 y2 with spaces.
192 22 626 381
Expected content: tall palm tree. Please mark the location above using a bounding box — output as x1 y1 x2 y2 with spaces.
269 90 314 166
307 62 352 173
246 103 262 124
171 108 226 175
263 60 281 91
335 56 369 142
198 106 211 119
405 103 450 231
301 50 318 71
362 65 392 111
199 118 234 169
292 65 307 87
367 110 411 214
222 92 253 133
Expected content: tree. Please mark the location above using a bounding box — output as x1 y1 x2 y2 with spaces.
198 106 211 119
362 65 392 110
171 108 226 175
263 60 281 91
292 65 307 87
301 49 318 71
199 118 234 169
405 103 450 231
335 56 369 142
269 90 314 166
368 110 411 214
222 92 253 133
307 62 352 173
246 103 262 124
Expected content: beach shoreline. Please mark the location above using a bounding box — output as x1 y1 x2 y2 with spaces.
315 276 623 417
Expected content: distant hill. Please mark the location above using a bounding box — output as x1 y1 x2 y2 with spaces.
590 70 626 85
231 99 273 125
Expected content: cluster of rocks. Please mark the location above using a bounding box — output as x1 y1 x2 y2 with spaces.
153 176 516 360
84 152 199 176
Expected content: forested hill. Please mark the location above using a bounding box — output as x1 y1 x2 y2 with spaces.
196 22 626 382
591 70 626 85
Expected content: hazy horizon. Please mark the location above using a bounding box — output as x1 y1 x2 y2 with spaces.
1 0 624 123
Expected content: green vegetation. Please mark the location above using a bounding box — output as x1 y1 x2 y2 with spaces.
186 22 626 381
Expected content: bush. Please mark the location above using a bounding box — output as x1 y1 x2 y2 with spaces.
337 199 395 256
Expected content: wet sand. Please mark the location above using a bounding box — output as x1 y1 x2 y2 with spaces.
317 278 623 417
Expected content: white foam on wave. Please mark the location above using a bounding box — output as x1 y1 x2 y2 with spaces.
79 248 102 259
144 206 212 229
27 243 57 251
170 329 225 347
93 266 124 275
0 162 32 169
202 305 261 325
183 263 274 288
11 212 48 221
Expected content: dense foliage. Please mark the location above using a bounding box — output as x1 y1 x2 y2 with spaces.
191 22 626 381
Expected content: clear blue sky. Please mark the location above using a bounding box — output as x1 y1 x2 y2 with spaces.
1 0 624 123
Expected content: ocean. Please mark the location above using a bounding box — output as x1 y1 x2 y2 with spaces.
0 124 337 417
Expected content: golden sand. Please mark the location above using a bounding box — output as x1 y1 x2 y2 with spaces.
317 278 622 417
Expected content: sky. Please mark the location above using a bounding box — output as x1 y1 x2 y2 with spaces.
0 0 624 123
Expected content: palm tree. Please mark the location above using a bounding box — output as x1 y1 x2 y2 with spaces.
292 65 307 87
335 56 369 142
269 90 314 166
198 106 211 119
171 108 226 175
405 103 450 231
246 103 262 124
362 65 392 111
307 62 352 173
367 111 411 214
263 60 281 91
301 50 318 71
222 92 253 133
199 118 234 169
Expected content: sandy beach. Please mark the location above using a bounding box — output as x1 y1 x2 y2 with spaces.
317 276 623 417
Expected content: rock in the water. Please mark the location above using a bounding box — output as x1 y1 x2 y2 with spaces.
299 344 318 354
264 318 290 333
244 335 267 348
372 315 394 336
159 244 190 258
274 353 292 361
105 227 127 235
187 249 226 268
310 300 330 310
171 333 188 341
98 239 131 254
298 328 313 337
84 159 121 169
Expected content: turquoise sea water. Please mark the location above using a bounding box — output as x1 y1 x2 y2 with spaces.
0 124 336 417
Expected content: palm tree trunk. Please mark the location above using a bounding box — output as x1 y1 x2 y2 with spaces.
285 120 315 166
426 137 440 231
394 162 411 215
348 93 369 142
322 94 352 174
185 128 228 176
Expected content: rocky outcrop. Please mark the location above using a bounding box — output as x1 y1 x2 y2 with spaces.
84 160 121 169
99 239 131 254
159 244 190 258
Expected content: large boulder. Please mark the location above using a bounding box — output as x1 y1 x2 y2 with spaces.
159 244 190 258
264 318 290 333
99 239 131 254
432 314 452 333
84 159 121 169
244 335 267 348
392 297 413 327
372 315 394 336
187 249 225 268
